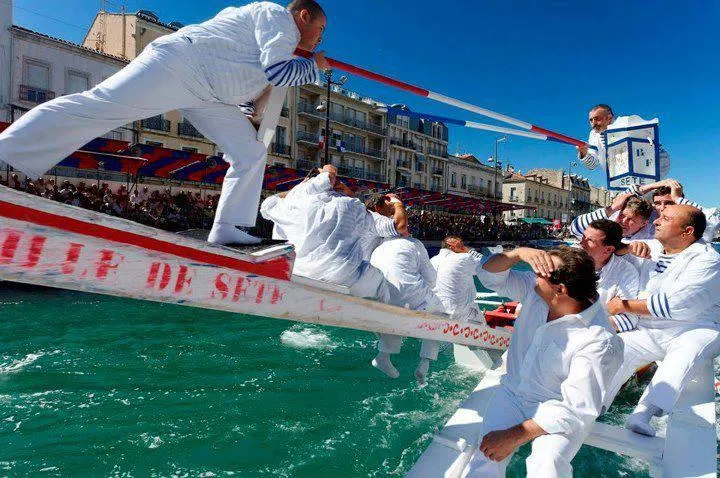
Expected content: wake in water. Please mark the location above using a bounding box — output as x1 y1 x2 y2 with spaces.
280 325 339 350
0 352 45 374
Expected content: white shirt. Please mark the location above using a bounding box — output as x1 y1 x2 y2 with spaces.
430 248 484 315
370 237 444 312
476 265 623 435
633 240 720 327
157 2 317 104
597 253 641 332
260 172 397 287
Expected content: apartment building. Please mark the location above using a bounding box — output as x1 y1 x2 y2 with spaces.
446 154 502 199
387 106 448 191
294 81 387 182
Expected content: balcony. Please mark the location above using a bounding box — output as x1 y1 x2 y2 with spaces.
390 138 416 150
296 130 319 144
432 168 444 176
177 121 205 139
396 160 411 170
427 148 448 158
413 182 423 189
430 184 443 192
296 159 319 170
365 171 386 182
271 143 291 156
281 107 289 117
297 101 323 118
142 115 171 132
19 85 55 104
509 196 520 202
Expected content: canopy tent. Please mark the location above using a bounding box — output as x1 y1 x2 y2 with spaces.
520 217 553 225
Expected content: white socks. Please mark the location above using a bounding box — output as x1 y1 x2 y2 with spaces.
626 403 663 437
208 223 261 245
414 358 430 385
372 352 399 379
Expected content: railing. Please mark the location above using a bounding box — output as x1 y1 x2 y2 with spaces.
397 180 409 188
396 160 410 169
297 101 322 117
142 116 171 132
365 171 386 182
430 184 443 192
296 159 319 170
390 138 416 149
509 197 520 202
271 143 291 156
177 121 205 139
432 168 444 176
19 85 55 104
281 107 289 117
413 183 423 189
297 101 386 134
338 165 365 178
296 131 319 143
427 148 448 158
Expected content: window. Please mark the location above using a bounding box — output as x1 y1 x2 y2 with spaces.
182 147 198 154
461 174 467 189
510 187 517 199
145 141 163 147
66 70 89 94
275 126 287 145
25 59 50 90
470 176 475 186
451 172 457 188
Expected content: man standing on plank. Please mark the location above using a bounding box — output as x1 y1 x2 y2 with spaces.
0 0 329 245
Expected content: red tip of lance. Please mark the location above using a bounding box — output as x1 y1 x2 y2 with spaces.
294 48 430 97
529 126 586 147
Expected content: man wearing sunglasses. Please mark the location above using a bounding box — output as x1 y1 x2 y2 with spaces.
463 246 622 477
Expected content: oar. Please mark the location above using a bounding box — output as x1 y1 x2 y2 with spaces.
384 107 555 142
294 49 586 147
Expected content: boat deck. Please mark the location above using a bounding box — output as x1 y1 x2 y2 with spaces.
408 349 717 477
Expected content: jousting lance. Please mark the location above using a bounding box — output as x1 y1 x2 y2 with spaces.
294 48 586 148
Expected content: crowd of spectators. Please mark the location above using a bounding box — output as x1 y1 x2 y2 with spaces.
2 173 553 242
2 174 219 232
406 209 553 242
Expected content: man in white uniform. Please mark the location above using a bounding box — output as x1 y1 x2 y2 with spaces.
576 104 669 177
430 235 485 323
605 205 720 436
578 219 640 332
463 246 622 478
260 164 404 301
571 193 654 241
623 179 720 242
0 0 330 245
369 236 445 384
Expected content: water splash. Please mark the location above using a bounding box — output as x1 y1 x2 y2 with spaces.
280 326 337 350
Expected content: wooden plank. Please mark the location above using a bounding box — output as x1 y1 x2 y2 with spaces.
0 185 512 350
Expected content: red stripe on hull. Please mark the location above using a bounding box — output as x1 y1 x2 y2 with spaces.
0 200 292 281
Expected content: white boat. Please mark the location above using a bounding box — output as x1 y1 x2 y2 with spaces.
0 184 512 352
408 345 718 477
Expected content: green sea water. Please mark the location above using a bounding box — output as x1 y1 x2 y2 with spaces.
3 245 720 476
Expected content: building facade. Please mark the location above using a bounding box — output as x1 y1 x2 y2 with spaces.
446 154 503 200
502 172 567 222
0 0 13 123
590 185 616 209
294 81 387 182
386 107 448 191
526 167 593 217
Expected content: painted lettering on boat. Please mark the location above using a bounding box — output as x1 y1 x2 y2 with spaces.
211 271 284 305
146 262 194 295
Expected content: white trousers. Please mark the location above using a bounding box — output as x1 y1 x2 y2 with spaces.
606 322 720 412
377 296 444 360
0 39 267 227
462 385 584 478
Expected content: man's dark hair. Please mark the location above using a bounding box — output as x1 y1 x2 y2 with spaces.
548 246 598 303
591 104 614 116
652 186 672 198
287 0 325 18
588 219 623 251
441 235 463 249
681 207 707 240
623 196 653 220
364 194 384 212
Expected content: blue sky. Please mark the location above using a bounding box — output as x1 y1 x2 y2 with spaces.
11 0 720 205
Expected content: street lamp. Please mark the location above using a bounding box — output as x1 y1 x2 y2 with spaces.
315 69 347 166
566 160 578 224
488 136 507 201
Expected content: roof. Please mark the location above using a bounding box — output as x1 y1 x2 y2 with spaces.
11 25 128 63
135 11 181 32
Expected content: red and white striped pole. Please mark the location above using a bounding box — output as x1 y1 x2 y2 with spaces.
295 48 586 148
